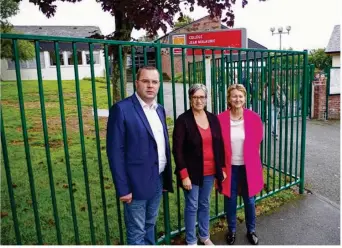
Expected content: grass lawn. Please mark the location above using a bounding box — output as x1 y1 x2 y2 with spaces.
1 79 300 245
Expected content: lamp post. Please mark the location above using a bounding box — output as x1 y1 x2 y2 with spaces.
270 26 291 50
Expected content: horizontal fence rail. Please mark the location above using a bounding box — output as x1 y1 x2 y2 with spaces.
1 33 308 245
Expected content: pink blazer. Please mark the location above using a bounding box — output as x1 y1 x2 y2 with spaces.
217 108 264 197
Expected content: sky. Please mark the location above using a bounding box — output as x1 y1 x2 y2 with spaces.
8 0 341 51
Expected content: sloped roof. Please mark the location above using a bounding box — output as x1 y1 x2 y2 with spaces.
155 15 212 41
13 25 102 38
325 25 340 53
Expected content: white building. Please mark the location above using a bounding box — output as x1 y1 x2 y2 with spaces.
325 25 340 67
0 26 106 81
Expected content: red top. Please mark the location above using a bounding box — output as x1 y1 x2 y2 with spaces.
180 125 216 179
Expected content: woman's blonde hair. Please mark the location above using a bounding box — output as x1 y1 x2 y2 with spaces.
227 84 247 108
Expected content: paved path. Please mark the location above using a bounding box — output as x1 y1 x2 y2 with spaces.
211 193 340 245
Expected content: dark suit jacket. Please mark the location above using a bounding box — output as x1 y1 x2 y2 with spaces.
172 109 225 190
106 94 173 200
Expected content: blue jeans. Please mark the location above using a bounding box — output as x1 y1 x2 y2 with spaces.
123 175 163 245
224 165 256 233
183 175 214 245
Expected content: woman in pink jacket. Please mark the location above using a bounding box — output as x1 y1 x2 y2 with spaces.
217 84 263 245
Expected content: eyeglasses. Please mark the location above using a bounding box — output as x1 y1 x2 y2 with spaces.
191 96 207 101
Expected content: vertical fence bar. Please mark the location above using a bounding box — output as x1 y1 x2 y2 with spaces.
253 52 258 112
202 49 206 85
156 41 171 245
118 45 125 99
54 41 80 244
193 51 196 84
35 40 61 244
246 53 250 109
272 52 278 192
212 50 217 114
1 109 22 245
170 48 181 232
12 39 43 244
278 54 284 189
266 53 272 193
115 47 125 245
229 52 233 85
295 55 300 180
188 62 191 87
238 51 242 84
260 53 265 165
90 42 110 244
131 46 137 92
225 56 229 109
221 50 225 112
143 46 148 65
104 45 112 109
284 53 290 186
289 54 295 184
182 48 187 111
299 50 308 193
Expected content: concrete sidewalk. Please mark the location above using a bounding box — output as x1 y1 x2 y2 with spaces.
211 193 340 245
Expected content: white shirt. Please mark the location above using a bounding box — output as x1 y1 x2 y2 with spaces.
135 93 166 174
230 119 245 165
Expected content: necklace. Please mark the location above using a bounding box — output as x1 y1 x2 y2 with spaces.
230 115 243 121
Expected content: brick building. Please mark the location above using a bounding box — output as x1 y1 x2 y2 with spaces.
313 24 340 119
156 15 267 78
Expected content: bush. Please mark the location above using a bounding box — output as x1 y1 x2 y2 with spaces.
174 72 188 84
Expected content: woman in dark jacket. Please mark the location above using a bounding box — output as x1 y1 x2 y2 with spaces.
173 83 226 245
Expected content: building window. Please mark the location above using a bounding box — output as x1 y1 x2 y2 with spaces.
49 51 64 66
85 51 100 65
66 51 82 65
7 52 45 70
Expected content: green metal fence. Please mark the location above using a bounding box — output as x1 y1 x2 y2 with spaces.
1 33 309 245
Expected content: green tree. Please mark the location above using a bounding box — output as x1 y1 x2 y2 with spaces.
1 0 35 61
308 48 332 70
23 0 265 103
174 15 194 29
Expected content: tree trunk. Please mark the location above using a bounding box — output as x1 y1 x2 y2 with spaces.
111 11 133 104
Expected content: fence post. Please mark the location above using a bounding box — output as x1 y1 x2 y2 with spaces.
205 57 212 112
299 50 308 194
156 40 171 245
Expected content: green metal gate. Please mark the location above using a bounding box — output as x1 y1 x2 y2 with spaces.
1 33 309 245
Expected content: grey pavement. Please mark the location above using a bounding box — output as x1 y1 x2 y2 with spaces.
211 193 340 245
304 119 340 204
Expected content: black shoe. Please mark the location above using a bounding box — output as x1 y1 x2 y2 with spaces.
226 231 236 245
246 232 259 245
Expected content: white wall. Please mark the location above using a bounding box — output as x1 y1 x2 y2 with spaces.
1 50 106 81
332 54 340 67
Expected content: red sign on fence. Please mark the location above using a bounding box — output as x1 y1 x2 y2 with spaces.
184 29 246 55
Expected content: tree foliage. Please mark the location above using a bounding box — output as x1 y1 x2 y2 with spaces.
23 0 265 103
26 0 265 40
0 0 19 19
174 14 194 29
308 48 332 70
1 0 35 61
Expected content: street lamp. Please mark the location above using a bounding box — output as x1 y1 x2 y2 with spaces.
270 26 291 50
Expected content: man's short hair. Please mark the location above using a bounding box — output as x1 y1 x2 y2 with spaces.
136 66 159 80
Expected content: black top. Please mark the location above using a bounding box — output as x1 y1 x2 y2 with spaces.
172 109 225 190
